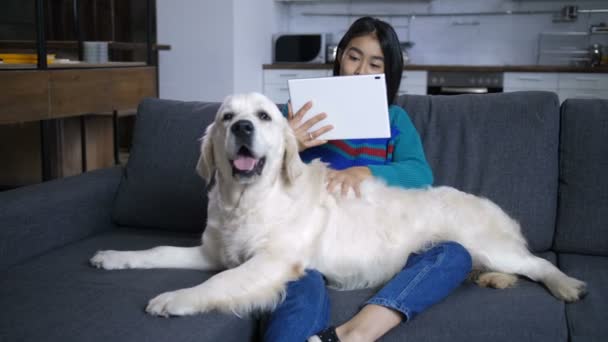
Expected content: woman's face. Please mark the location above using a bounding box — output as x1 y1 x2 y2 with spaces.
339 33 385 76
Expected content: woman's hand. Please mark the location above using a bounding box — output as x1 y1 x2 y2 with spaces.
288 101 334 152
327 166 372 197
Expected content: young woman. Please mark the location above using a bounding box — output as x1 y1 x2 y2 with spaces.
264 17 472 342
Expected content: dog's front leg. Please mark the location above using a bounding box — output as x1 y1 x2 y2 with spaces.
90 244 223 271
146 252 303 317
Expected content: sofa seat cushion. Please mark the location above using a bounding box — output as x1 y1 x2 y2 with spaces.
327 252 567 342
555 99 608 255
112 98 219 233
397 92 561 252
558 254 608 342
0 229 257 342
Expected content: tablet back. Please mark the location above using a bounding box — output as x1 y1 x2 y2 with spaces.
288 74 390 140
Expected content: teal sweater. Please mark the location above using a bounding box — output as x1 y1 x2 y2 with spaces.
282 104 433 188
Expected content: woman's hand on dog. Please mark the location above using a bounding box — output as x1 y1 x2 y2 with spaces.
288 101 334 152
327 167 372 198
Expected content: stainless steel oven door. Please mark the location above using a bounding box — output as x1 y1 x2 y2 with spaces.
427 86 503 95
427 71 504 95
440 87 489 94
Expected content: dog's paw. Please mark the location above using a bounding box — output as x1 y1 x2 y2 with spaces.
146 288 206 317
89 250 134 270
548 276 588 303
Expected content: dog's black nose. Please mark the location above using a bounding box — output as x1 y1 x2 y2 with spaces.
231 120 254 138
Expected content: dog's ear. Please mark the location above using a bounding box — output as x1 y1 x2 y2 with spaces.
196 123 216 181
282 125 305 184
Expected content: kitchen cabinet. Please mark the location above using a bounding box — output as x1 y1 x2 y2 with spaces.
399 71 427 95
557 73 608 102
263 69 331 103
504 72 559 93
263 69 428 103
504 72 608 103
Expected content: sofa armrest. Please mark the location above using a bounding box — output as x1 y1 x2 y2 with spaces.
0 166 123 270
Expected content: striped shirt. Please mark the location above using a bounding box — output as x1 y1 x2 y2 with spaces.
282 104 433 188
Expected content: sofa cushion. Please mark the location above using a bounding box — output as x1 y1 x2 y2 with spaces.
554 99 608 255
112 98 219 233
558 254 607 342
397 92 561 252
0 228 257 342
327 252 567 342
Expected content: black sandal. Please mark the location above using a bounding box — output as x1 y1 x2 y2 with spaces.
314 326 341 342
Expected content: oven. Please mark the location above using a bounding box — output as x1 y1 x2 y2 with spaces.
427 71 504 95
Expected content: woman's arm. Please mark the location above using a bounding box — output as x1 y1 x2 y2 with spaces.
367 106 433 188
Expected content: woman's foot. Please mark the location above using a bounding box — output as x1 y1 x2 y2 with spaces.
336 304 402 342
309 304 402 342
308 326 340 342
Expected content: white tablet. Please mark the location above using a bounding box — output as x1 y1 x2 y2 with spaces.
288 74 390 140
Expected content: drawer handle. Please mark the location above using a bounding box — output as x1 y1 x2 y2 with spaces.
517 77 542 81
574 77 599 82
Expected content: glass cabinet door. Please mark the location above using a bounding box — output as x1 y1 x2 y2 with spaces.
0 0 155 69
0 1 38 69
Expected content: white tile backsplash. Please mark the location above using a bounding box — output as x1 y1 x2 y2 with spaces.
278 0 608 65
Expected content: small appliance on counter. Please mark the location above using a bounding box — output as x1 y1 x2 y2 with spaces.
400 41 414 65
273 33 331 64
326 44 338 63
589 44 603 67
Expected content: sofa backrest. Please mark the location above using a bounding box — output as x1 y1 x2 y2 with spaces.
396 91 561 252
115 92 564 248
112 98 218 233
554 99 608 256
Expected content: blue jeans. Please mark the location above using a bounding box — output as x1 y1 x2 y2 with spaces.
263 242 472 342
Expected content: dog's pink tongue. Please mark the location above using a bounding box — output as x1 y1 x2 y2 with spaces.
233 156 257 171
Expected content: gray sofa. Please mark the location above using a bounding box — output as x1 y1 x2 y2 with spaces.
1 91 606 342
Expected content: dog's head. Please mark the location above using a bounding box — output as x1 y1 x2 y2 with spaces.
197 93 305 186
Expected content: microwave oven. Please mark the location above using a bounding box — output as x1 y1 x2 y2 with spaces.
273 33 330 63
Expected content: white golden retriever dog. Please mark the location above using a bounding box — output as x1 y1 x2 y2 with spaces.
91 92 587 318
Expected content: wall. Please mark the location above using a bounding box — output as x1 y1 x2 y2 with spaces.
233 1 282 94
157 0 235 101
157 0 280 101
280 0 608 65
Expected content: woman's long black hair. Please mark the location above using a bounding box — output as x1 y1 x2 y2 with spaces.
333 17 403 105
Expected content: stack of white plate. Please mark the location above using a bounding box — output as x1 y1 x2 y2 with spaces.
83 41 109 64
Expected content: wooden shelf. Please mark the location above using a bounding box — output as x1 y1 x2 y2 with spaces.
0 61 148 70
0 40 170 51
0 66 157 125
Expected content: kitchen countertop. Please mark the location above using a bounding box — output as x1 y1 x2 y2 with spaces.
263 63 608 73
